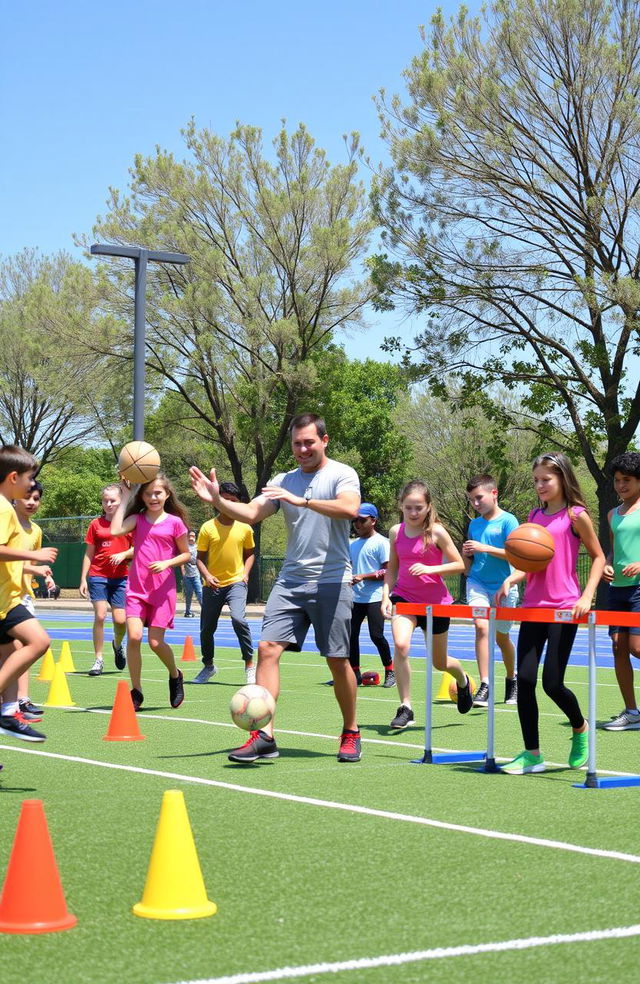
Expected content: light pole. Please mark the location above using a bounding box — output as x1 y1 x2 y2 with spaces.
90 244 190 440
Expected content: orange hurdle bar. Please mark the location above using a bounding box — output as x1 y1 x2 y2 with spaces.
396 603 640 788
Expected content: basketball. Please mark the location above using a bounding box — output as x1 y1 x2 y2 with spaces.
118 441 161 485
448 675 476 703
361 671 380 686
229 684 276 731
504 522 555 573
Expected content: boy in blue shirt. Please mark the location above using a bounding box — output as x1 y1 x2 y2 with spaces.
349 503 393 687
463 474 519 706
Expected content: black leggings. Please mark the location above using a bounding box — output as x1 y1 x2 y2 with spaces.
517 622 584 750
349 602 392 669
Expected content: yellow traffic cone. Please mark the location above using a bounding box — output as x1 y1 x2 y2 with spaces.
36 648 55 683
133 791 217 921
43 663 76 708
57 641 76 674
436 671 456 701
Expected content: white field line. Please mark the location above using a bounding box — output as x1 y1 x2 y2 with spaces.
167 924 640 984
2 745 640 865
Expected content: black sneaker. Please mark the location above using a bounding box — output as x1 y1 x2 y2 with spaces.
130 688 144 712
457 676 473 714
0 713 46 742
473 681 490 707
169 670 184 708
228 730 279 763
18 698 44 720
390 704 414 730
112 640 126 670
338 730 362 762
383 670 396 689
504 677 518 704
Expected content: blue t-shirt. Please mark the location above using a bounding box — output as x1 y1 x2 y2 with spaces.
467 511 519 593
350 532 390 603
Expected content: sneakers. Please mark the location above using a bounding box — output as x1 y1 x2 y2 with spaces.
383 670 396 689
504 677 518 704
602 709 640 731
18 698 44 721
112 640 126 670
456 675 473 714
88 657 104 676
473 681 489 707
169 670 184 708
184 611 197 618
130 688 144 711
228 730 279 763
501 750 546 774
192 664 217 684
337 730 362 762
245 664 257 685
390 704 414 730
569 728 589 769
0 712 46 742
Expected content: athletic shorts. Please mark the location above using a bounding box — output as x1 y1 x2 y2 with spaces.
261 580 352 658
390 595 450 635
0 604 35 645
466 581 519 633
87 575 127 609
126 595 175 630
608 584 640 639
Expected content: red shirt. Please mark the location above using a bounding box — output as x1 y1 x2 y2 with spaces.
85 517 132 578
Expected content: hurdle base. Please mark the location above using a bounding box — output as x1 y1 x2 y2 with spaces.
412 750 486 765
573 773 640 790
477 757 501 774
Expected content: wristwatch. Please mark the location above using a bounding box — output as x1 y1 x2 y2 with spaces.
304 487 313 506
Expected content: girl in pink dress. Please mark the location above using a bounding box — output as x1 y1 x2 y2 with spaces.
497 453 604 775
111 474 191 711
382 480 469 730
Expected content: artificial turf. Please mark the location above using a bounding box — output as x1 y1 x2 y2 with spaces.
1 636 639 984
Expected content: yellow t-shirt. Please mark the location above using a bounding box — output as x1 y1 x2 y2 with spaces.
21 520 42 597
0 496 28 619
197 518 255 588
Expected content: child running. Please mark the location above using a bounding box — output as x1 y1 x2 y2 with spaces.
80 484 133 676
111 473 190 711
497 452 605 774
381 479 471 729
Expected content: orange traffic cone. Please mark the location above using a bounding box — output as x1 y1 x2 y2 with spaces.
0 800 77 933
103 680 145 741
181 636 196 662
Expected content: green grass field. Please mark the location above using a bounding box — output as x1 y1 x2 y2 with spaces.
1 636 640 984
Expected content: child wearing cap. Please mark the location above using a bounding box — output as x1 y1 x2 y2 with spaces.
349 503 394 686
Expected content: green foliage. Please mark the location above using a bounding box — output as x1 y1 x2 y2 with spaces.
374 0 640 535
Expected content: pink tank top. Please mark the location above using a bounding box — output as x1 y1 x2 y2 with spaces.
394 523 453 605
522 506 584 608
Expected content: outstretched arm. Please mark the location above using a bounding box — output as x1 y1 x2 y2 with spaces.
189 467 276 524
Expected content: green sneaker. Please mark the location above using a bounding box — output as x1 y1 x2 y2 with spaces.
569 728 589 769
500 750 545 774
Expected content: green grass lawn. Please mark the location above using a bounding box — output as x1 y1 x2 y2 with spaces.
1 640 640 984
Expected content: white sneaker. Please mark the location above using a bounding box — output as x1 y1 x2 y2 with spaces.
245 664 256 685
602 709 640 731
88 658 103 677
192 664 216 684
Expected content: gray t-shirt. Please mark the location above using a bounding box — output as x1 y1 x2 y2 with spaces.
268 459 360 584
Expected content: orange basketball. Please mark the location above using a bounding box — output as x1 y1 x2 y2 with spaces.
448 675 476 702
118 441 161 485
504 522 555 573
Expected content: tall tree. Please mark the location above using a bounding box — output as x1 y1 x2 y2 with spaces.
0 250 109 465
372 0 640 542
83 122 374 510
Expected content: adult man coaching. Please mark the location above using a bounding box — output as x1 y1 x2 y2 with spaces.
189 412 362 763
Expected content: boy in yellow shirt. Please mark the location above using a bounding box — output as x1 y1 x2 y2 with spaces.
0 447 57 742
192 482 256 684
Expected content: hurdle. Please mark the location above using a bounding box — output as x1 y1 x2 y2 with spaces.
396 602 640 788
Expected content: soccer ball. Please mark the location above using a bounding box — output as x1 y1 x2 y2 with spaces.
229 684 276 731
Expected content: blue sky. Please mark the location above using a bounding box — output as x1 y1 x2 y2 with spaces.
1 1 477 355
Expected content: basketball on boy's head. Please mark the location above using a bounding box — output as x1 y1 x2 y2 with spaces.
118 441 161 485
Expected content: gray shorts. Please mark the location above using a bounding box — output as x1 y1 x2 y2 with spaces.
261 580 352 658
